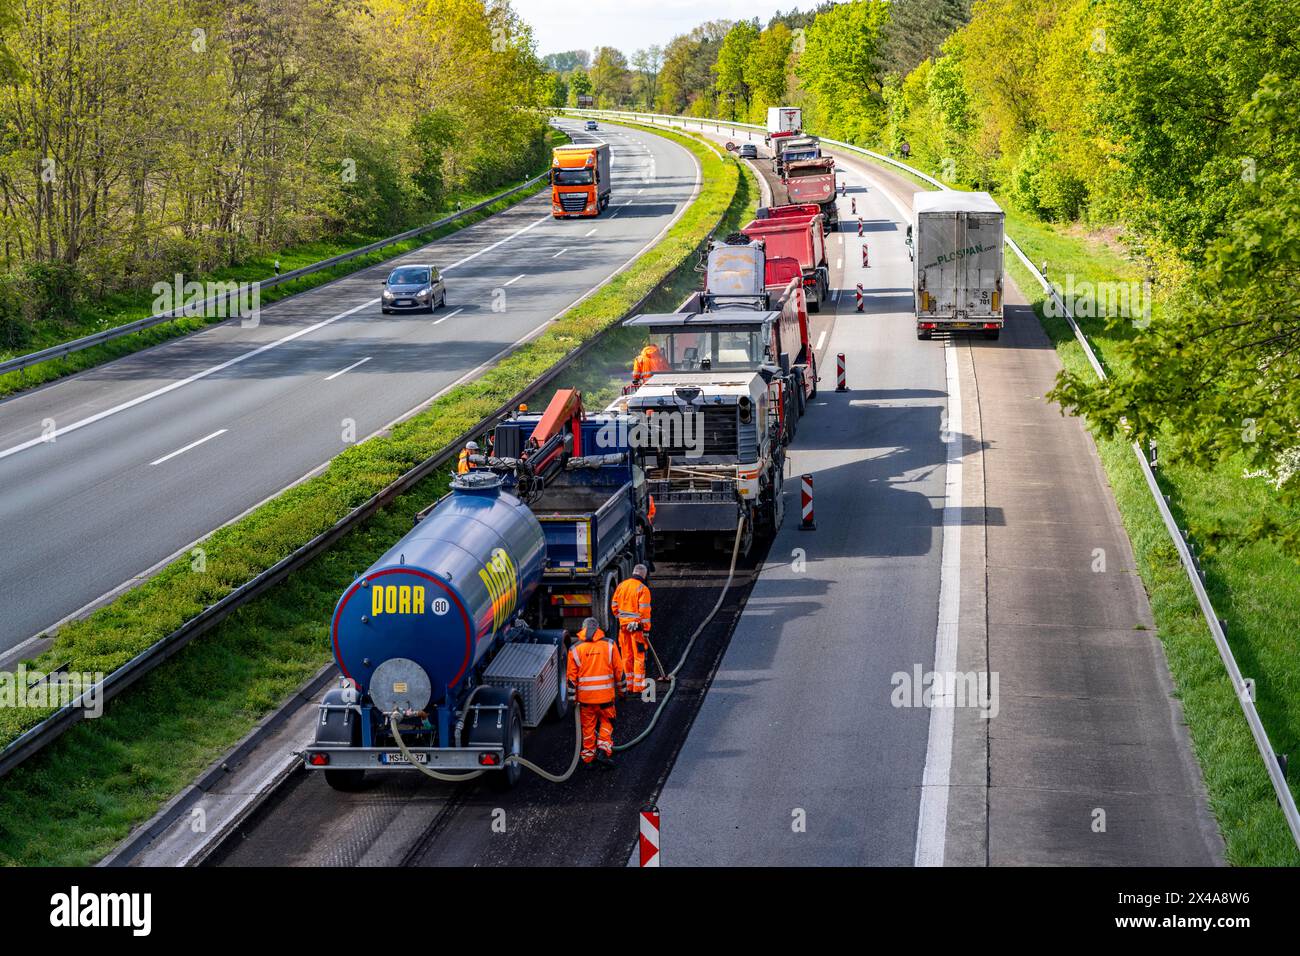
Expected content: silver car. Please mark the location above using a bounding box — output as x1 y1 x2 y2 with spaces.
584 120 598 131
381 264 445 314
738 143 758 159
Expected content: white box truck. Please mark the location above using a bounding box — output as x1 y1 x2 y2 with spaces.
910 191 1005 340
765 107 802 145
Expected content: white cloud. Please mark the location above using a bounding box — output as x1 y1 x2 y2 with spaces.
513 0 821 57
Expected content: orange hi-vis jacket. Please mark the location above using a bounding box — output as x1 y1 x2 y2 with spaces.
566 626 626 704
632 345 670 383
611 577 652 635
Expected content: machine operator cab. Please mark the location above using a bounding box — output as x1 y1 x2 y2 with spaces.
623 312 787 377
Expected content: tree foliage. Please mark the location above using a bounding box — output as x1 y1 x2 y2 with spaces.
0 0 548 329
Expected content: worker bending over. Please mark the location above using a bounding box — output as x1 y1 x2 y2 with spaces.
631 343 669 386
611 564 653 694
566 617 626 769
457 440 480 475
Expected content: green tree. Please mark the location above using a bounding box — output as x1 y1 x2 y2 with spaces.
745 23 794 110
794 0 891 141
714 19 760 118
591 46 631 107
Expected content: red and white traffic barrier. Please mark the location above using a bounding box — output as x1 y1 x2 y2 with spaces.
851 196 857 215
862 244 870 268
836 352 848 391
800 474 816 530
854 284 864 313
857 217 864 237
639 806 661 867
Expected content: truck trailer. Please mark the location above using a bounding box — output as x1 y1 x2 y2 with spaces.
910 191 1005 340
765 106 802 145
304 389 648 791
551 143 611 218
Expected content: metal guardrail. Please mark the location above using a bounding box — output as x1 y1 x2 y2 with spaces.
0 174 549 378
575 107 1300 849
0 123 730 780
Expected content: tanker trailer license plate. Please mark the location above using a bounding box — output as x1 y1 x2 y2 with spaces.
380 752 428 764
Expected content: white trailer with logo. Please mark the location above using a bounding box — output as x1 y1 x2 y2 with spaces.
909 191 1005 341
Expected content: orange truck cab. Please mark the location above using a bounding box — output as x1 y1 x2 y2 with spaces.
551 144 612 218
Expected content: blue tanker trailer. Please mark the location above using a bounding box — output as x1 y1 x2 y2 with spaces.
303 390 649 791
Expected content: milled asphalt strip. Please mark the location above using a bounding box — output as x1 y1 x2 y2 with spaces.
914 338 963 866
149 429 228 467
0 297 376 463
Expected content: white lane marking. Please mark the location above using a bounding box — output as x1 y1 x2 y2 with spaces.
837 258 843 269
551 248 569 258
324 356 372 381
150 429 228 466
815 331 827 351
584 228 598 237
503 274 526 287
0 298 378 463
914 336 963 867
432 308 463 326
442 214 550 272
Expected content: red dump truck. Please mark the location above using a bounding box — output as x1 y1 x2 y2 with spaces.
783 156 839 231
743 206 830 312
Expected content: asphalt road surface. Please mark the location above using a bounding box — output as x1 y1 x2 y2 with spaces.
0 119 698 655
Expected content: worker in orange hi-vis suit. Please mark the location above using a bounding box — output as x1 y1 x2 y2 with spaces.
631 343 670 386
611 564 653 694
566 617 626 770
457 440 480 475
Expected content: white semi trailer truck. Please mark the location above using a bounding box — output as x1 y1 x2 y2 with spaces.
909 191 1006 341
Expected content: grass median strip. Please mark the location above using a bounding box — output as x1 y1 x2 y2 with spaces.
0 123 738 866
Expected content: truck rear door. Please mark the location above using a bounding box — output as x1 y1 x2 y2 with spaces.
961 213 1003 318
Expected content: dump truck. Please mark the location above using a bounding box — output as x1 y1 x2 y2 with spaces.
609 239 820 556
304 389 647 791
551 143 611 218
782 156 839 231
743 205 830 312
910 191 1005 340
774 135 818 176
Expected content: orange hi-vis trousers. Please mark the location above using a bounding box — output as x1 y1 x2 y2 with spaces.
618 630 647 694
580 703 616 761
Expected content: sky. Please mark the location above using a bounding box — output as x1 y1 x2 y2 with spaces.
512 0 822 58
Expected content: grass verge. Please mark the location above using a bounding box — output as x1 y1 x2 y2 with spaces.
0 131 568 399
0 122 739 865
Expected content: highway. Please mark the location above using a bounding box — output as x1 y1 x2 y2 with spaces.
119 122 1223 869
0 119 698 656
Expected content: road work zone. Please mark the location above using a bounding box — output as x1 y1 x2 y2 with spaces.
652 121 1223 867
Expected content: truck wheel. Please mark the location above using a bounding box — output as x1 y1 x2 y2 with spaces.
467 688 524 791
598 570 620 633
794 370 807 416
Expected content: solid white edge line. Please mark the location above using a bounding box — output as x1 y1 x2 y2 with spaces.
432 308 463 326
0 298 379 463
324 356 371 381
150 428 228 466
914 336 962 866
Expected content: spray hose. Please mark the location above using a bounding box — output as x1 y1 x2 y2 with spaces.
387 512 746 782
